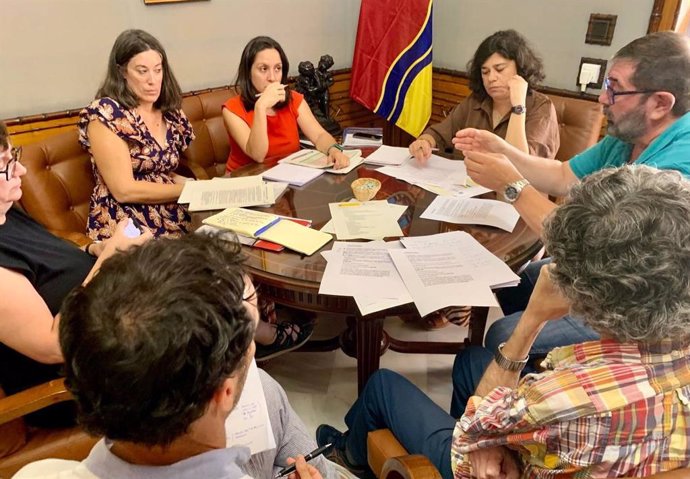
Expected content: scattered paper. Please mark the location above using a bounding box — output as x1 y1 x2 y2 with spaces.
258 218 332 255
421 197 520 232
329 200 405 240
261 163 324 187
225 360 276 455
363 145 410 166
180 176 275 212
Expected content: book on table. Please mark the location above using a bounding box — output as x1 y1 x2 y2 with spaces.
202 207 332 255
342 127 383 147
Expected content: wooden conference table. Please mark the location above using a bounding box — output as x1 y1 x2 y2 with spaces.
193 157 541 392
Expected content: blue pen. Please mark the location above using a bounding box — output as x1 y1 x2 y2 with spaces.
254 217 282 237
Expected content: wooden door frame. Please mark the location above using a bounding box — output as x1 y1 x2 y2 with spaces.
648 0 682 32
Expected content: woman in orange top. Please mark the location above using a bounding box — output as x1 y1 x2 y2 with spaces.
223 36 350 173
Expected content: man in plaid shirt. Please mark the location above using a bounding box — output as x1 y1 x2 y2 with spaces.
318 166 690 478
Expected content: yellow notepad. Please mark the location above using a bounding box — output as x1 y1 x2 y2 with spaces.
203 208 279 238
257 219 332 255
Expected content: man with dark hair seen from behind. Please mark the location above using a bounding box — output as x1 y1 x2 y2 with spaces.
13 235 334 479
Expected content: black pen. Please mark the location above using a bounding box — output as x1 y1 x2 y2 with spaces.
274 443 333 478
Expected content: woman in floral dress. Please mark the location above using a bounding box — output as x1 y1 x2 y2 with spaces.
79 29 193 240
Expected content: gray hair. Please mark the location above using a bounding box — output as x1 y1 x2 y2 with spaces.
614 31 690 116
544 166 690 343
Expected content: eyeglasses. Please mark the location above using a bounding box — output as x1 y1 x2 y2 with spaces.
604 78 660 105
0 147 22 181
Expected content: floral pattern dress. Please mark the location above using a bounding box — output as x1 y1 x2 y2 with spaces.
78 97 195 240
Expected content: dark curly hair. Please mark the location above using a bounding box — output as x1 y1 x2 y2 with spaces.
236 36 291 111
59 234 256 446
466 30 545 101
544 166 690 344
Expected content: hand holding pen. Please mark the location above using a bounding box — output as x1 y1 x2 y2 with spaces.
274 443 332 479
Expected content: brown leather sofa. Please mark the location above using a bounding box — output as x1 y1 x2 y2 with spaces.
180 86 236 180
547 94 604 162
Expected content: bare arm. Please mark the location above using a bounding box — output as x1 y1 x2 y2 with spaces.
88 120 183 204
0 222 151 364
297 101 349 169
503 75 529 154
475 266 569 396
454 128 578 197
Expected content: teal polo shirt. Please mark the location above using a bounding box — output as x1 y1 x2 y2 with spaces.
569 111 690 179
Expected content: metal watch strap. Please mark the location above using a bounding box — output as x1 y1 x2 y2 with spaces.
494 342 529 372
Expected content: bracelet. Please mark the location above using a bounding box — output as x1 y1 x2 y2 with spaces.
494 342 529 372
326 143 344 154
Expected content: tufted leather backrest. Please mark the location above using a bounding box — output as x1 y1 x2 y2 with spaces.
181 87 237 179
547 94 604 162
18 129 93 246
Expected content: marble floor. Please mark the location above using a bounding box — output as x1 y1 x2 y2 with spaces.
262 308 502 437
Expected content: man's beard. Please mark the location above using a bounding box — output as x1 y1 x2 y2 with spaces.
606 106 647 143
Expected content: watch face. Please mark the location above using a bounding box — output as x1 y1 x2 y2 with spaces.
505 185 518 200
511 105 526 115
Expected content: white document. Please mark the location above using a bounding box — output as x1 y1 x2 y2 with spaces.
363 145 410 166
225 360 276 455
400 231 520 288
378 155 467 192
182 176 276 212
320 242 412 315
329 201 405 240
342 133 383 147
421 197 520 232
261 163 324 186
388 249 498 316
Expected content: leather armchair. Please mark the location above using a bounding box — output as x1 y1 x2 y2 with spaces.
547 94 604 162
0 380 97 478
367 429 689 479
180 87 237 180
17 129 93 247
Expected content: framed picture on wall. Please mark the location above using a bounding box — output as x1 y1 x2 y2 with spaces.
144 0 207 4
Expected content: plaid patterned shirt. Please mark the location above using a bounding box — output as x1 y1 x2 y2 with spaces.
451 340 690 478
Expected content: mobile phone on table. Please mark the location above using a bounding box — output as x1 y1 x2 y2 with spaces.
353 132 382 140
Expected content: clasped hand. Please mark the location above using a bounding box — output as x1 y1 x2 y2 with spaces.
256 83 287 110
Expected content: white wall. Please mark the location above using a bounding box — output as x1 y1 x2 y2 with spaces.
0 0 360 118
434 0 654 92
1 0 656 118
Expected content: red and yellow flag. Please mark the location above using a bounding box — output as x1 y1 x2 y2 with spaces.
350 0 433 137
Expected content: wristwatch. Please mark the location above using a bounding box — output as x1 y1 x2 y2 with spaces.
504 178 530 203
494 342 529 372
510 104 526 115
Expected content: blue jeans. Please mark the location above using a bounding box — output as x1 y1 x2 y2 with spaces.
451 259 600 417
343 369 456 479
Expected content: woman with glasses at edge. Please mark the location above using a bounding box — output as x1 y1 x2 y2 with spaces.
0 122 150 427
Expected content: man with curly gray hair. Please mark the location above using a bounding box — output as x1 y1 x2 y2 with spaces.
319 166 690 479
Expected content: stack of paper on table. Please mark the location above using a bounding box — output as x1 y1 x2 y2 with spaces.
363 145 409 166
421 196 520 232
203 207 331 255
393 231 520 315
377 156 491 198
342 127 383 147
198 214 312 252
328 200 407 240
225 360 275 454
279 149 364 175
318 230 519 316
179 176 275 211
261 163 324 187
320 241 412 315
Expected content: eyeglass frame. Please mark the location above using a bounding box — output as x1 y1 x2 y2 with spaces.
603 77 663 105
0 147 22 181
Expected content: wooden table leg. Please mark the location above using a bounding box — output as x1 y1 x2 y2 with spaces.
468 306 489 346
355 314 385 394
